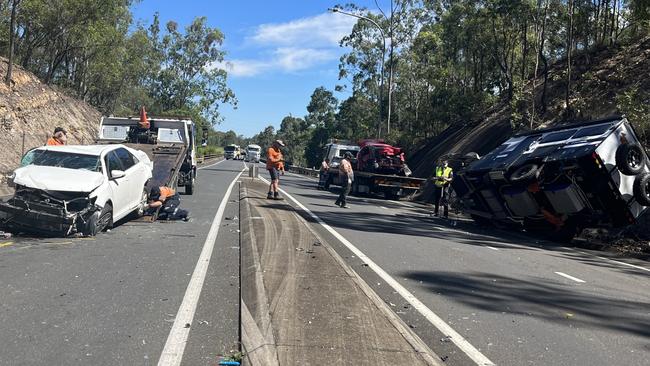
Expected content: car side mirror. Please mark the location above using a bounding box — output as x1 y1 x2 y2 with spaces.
111 170 126 179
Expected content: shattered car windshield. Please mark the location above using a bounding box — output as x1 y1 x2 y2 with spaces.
22 150 101 171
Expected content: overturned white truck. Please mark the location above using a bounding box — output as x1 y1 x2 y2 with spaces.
453 116 650 242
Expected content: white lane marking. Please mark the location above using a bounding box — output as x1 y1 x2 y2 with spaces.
379 206 389 210
158 169 245 366
554 272 586 283
573 250 650 273
197 158 225 170
485 246 500 251
259 176 495 366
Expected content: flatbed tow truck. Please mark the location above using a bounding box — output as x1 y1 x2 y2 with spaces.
98 115 197 216
324 141 426 199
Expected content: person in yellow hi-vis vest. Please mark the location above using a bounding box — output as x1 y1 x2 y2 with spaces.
433 159 453 218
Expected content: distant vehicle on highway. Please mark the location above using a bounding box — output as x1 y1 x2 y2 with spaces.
453 116 650 241
245 144 261 163
224 144 242 160
0 145 153 236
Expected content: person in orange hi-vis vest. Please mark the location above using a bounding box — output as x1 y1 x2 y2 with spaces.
266 140 285 200
46 127 67 146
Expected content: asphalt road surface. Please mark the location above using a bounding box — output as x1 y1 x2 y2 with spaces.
267 165 650 366
0 159 246 366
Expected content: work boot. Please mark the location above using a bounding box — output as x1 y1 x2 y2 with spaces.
273 192 283 200
267 191 273 199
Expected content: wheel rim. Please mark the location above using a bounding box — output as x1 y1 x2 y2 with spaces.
644 181 650 200
138 191 147 215
628 149 642 169
99 210 112 230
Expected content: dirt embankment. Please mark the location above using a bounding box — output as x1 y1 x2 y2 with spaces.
0 57 101 185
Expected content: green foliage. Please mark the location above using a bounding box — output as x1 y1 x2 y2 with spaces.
0 1 236 141
197 145 223 158
616 85 650 143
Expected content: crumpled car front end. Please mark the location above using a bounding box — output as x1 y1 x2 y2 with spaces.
0 187 101 236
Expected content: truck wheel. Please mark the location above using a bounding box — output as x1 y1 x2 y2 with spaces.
633 173 650 206
616 144 645 175
186 177 195 195
508 163 540 184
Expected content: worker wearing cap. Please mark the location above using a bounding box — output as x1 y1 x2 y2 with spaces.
46 127 67 146
266 140 285 200
433 159 453 218
335 152 355 208
147 186 189 221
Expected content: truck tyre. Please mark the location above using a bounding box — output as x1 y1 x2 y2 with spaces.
633 173 650 206
616 144 645 175
186 170 196 195
509 163 540 184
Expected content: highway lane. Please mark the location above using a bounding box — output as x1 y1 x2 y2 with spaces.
0 159 246 366
271 168 650 366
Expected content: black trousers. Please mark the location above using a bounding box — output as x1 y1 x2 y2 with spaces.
159 194 189 220
434 186 449 217
336 179 351 207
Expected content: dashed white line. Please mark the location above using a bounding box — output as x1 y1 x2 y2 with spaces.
260 176 495 366
485 246 500 251
554 271 586 283
158 168 245 366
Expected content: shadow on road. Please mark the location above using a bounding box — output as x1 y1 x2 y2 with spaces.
400 270 650 338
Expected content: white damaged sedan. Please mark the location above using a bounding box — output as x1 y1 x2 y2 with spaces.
0 145 152 236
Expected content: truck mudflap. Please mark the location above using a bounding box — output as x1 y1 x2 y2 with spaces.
0 195 99 236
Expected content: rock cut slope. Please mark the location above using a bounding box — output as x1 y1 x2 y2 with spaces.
0 57 101 179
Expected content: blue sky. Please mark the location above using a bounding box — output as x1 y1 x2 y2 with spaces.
131 1 388 137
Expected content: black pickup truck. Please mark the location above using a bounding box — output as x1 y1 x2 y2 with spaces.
452 116 650 241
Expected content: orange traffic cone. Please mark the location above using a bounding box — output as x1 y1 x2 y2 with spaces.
139 106 150 129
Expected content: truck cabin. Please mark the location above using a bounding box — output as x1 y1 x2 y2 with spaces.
323 143 360 168
98 117 193 148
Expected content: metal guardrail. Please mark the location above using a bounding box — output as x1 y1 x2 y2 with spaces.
288 166 320 178
197 154 222 164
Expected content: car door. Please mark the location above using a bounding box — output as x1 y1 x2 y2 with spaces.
114 147 145 207
104 150 131 220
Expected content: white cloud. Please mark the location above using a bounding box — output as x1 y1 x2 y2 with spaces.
274 48 335 71
214 60 270 77
218 12 356 78
215 47 337 78
251 13 356 47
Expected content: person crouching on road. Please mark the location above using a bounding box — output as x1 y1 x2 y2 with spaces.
318 158 330 190
46 127 67 146
335 152 354 208
147 186 190 221
433 159 453 218
266 140 285 200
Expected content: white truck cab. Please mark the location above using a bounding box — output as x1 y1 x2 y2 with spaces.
245 144 261 163
323 141 360 168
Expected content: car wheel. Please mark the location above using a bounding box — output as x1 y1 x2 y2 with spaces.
98 203 113 232
616 144 645 175
135 189 148 217
633 173 650 206
83 203 113 236
509 163 540 183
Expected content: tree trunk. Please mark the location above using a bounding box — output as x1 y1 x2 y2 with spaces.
565 0 575 115
5 0 20 86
